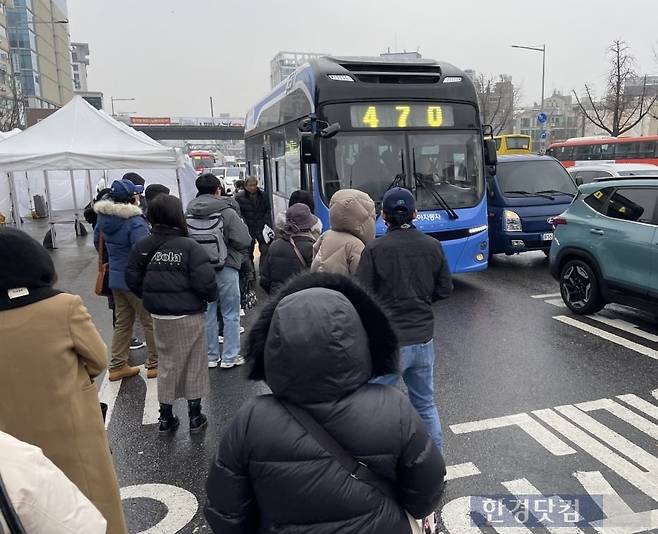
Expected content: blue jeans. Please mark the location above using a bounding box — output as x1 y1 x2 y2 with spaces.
373 339 443 453
206 267 241 363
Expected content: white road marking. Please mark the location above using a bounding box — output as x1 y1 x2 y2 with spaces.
553 316 658 360
577 398 658 440
120 484 197 534
653 389 658 402
139 367 160 425
572 471 633 518
590 314 658 343
450 412 576 456
554 404 658 472
531 293 561 299
502 478 584 534
617 394 658 421
446 462 481 481
98 375 122 430
441 495 533 534
545 298 566 308
533 408 658 501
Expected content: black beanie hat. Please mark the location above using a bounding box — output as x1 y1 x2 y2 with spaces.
0 228 60 311
145 184 170 203
122 172 145 186
289 190 315 214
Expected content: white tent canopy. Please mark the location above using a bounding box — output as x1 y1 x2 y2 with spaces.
0 97 198 246
0 96 184 171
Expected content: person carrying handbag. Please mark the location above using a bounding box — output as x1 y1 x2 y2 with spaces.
259 203 317 294
205 272 446 534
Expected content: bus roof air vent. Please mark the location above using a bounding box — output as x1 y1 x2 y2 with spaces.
333 60 442 84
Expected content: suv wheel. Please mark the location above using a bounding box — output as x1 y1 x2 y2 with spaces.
560 259 604 315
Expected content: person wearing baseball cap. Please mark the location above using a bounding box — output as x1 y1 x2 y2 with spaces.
356 187 453 454
93 179 159 382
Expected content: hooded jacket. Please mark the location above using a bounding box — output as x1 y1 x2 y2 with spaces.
259 232 315 294
125 226 218 315
311 189 376 276
205 273 446 534
186 194 252 271
93 199 149 291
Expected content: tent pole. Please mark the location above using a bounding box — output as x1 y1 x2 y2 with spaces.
44 170 56 248
7 172 22 230
86 170 93 205
69 170 80 237
176 167 182 200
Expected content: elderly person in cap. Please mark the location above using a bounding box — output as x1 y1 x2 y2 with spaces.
94 178 159 381
0 228 127 534
260 203 318 294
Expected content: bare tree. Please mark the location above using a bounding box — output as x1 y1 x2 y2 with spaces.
474 74 521 135
0 71 24 131
574 40 657 137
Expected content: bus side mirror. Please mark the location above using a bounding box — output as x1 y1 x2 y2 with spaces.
484 139 498 167
301 132 319 164
320 122 340 139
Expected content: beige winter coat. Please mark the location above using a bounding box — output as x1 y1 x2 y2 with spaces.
0 293 127 534
311 189 376 276
0 430 108 534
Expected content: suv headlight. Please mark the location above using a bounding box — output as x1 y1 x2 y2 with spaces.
503 210 522 232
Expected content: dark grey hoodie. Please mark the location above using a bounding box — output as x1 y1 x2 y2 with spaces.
186 194 252 271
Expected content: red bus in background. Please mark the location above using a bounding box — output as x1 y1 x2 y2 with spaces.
189 150 216 173
546 135 658 167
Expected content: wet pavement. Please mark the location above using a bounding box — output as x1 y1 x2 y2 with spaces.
32 221 658 533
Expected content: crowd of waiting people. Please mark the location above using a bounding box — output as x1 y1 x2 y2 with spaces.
0 170 452 533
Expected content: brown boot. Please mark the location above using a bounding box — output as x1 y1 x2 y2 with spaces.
146 367 158 379
108 365 140 382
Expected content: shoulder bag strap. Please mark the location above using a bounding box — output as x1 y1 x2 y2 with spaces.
0 471 26 534
98 232 106 268
279 400 398 501
289 237 308 267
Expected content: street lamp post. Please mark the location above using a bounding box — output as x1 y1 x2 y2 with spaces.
512 44 546 152
110 97 136 117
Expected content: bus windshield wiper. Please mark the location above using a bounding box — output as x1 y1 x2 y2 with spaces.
536 189 575 198
505 190 555 200
386 149 406 191
412 149 459 219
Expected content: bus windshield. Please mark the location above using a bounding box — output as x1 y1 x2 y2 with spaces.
321 131 484 211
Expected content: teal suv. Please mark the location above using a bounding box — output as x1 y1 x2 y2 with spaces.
549 178 658 315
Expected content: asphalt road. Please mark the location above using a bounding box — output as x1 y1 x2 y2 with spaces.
37 222 658 533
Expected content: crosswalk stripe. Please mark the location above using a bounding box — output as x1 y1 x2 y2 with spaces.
590 314 658 343
617 394 658 421
139 367 160 425
441 496 533 534
450 412 576 456
502 478 584 534
577 398 658 440
553 315 658 360
446 462 481 481
533 408 658 501
531 293 561 299
98 375 122 430
572 471 634 518
554 405 658 472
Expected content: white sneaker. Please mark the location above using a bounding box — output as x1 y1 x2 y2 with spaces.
220 356 245 369
240 326 245 335
218 336 224 344
240 308 245 317
208 360 219 369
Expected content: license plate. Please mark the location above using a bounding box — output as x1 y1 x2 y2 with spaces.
542 232 554 241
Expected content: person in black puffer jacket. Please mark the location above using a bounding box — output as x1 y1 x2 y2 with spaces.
126 194 217 434
205 272 446 534
234 177 272 264
260 203 317 294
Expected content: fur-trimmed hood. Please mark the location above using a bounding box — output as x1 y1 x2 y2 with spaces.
247 272 398 404
93 199 143 220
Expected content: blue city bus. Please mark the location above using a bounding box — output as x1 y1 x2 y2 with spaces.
244 56 497 273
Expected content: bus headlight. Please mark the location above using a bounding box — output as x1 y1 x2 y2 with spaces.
503 210 522 232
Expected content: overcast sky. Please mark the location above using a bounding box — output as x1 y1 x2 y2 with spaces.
67 0 657 118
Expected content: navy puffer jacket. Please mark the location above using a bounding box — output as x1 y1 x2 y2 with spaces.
205 273 446 534
93 199 149 291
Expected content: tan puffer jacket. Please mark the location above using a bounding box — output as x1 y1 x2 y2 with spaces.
311 189 376 276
